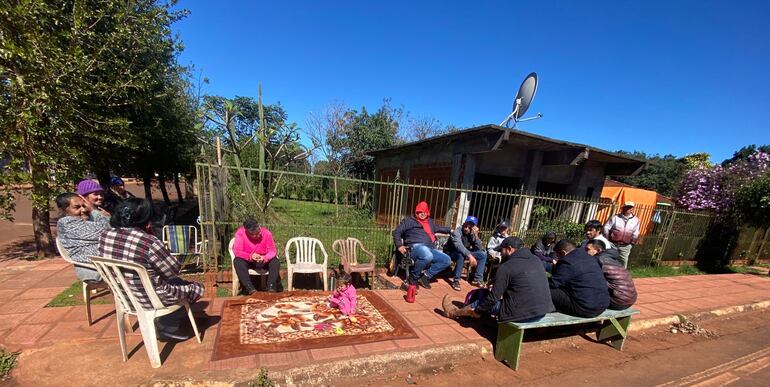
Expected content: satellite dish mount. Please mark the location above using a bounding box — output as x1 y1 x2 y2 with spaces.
500 72 543 128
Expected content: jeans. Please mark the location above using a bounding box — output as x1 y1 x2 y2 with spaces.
466 289 501 315
451 250 487 282
233 257 280 292
409 243 451 281
616 244 632 268
550 287 604 318
75 267 102 282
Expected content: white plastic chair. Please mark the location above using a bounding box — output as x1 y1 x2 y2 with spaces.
285 237 329 291
89 256 201 368
229 238 269 295
55 238 110 325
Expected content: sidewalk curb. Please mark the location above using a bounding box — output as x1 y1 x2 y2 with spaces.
629 299 770 332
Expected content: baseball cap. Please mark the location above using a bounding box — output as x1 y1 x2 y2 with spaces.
464 215 478 226
494 236 525 251
623 201 635 207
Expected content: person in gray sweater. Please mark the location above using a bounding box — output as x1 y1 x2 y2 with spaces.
55 192 111 282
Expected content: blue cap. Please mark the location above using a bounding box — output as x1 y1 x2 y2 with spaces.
464 215 478 226
109 176 124 186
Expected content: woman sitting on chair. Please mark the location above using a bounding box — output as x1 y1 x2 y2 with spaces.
98 198 203 340
232 217 280 294
55 192 111 282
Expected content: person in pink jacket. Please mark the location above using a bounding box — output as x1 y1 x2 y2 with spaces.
329 272 357 315
232 218 280 294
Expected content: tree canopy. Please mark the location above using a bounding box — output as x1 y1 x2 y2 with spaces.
613 151 685 197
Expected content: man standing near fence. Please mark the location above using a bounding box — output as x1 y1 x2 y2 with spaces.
603 202 641 268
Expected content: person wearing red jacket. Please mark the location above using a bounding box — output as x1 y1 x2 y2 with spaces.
392 201 452 289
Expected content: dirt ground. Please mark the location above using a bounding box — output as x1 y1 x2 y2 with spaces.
333 309 770 387
6 309 769 386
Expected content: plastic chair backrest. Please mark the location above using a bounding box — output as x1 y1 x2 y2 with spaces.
56 237 75 264
89 255 166 313
228 238 236 263
332 238 360 266
285 237 328 266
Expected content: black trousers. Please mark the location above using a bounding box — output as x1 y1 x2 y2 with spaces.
233 257 280 292
550 287 603 318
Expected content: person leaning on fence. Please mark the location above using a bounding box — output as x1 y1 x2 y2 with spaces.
232 218 280 294
392 201 452 289
98 198 203 341
585 240 638 310
549 239 610 318
441 237 554 323
445 215 487 290
531 230 558 271
55 192 111 282
603 201 641 268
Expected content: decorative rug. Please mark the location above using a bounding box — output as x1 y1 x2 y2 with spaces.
211 290 417 361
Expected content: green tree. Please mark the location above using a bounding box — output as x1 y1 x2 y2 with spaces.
613 152 685 197
722 144 770 167
733 170 770 228
0 0 190 256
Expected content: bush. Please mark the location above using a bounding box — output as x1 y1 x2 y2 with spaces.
537 218 584 244
734 170 770 228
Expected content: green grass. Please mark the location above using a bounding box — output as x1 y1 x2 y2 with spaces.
46 281 111 307
0 348 19 381
630 264 706 278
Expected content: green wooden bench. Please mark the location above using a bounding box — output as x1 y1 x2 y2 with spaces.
495 308 640 370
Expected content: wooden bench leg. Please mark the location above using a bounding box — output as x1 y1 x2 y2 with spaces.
496 324 525 370
597 316 632 350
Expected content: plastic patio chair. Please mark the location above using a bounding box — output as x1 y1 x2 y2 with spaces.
332 237 376 289
228 238 270 295
162 225 204 268
285 237 329 291
89 255 202 368
55 238 110 325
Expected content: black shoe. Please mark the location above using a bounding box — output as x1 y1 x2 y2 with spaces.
157 327 194 342
469 280 482 287
267 284 277 293
451 280 461 291
418 275 432 289
246 288 257 296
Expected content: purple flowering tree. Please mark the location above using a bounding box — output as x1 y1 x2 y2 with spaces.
676 151 770 214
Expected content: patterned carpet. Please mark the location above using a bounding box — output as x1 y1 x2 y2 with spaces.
211 290 417 361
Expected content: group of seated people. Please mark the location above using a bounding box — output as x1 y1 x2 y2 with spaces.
56 178 202 341
392 201 637 323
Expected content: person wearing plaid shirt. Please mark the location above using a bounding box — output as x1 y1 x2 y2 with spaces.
98 199 203 310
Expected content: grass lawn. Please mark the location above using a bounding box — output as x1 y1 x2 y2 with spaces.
46 281 111 307
630 264 767 278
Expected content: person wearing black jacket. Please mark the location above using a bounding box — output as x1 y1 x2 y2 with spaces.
549 239 610 318
442 237 554 323
392 201 452 289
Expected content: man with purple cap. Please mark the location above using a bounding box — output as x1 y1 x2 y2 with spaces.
445 215 487 290
76 179 109 218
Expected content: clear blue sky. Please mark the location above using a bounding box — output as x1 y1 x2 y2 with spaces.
173 0 770 163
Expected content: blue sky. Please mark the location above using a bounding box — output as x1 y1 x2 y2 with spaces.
173 0 770 163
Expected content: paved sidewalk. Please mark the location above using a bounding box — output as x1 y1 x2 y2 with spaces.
2 256 770 380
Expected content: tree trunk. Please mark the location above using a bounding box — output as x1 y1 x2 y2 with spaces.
30 164 55 258
158 174 171 206
184 174 195 199
173 173 184 204
142 170 153 200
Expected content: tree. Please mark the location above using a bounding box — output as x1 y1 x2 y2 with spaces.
676 150 769 213
0 0 190 257
734 169 770 228
613 152 685 197
722 144 770 167
402 116 443 141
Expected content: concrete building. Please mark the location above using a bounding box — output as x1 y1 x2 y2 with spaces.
370 124 646 229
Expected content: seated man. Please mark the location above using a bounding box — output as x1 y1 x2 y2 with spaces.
441 237 554 323
531 230 558 271
549 239 610 318
393 201 452 289
585 240 638 310
485 221 510 283
582 220 621 266
445 215 487 290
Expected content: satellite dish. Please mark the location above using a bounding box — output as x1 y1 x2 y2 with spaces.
500 72 542 128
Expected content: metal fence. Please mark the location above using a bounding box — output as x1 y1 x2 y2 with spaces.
195 163 717 270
